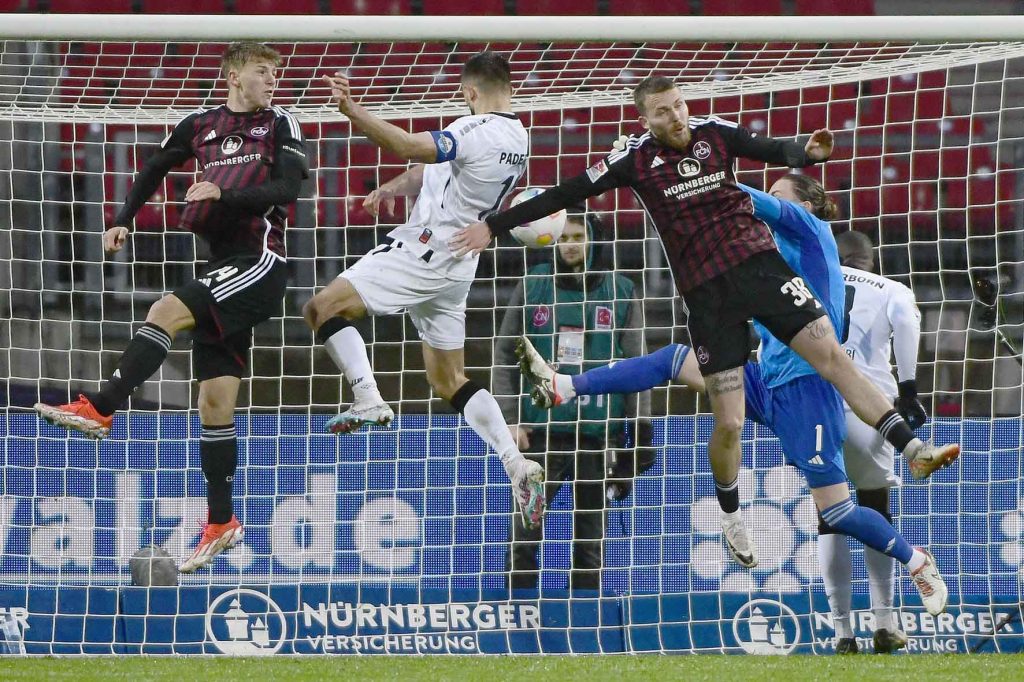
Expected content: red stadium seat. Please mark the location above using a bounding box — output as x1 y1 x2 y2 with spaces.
704 0 782 15
795 0 874 14
143 0 222 12
328 0 411 14
515 0 596 14
48 0 135 10
236 0 321 12
423 0 504 14
606 0 691 14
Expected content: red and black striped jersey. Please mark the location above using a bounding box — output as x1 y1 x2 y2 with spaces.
489 116 816 293
115 104 307 260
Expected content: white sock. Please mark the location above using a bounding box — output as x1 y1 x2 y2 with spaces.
323 326 382 403
819 533 854 639
906 548 927 573
553 373 577 402
462 388 523 467
865 547 895 631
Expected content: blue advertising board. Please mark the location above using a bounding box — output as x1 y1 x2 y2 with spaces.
1 413 1021 654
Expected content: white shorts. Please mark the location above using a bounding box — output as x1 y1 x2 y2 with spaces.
340 242 472 351
843 406 901 490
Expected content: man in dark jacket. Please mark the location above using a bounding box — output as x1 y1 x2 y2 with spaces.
494 209 653 590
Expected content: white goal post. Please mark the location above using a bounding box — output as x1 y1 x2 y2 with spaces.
0 14 1022 656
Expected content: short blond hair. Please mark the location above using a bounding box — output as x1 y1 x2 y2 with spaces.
221 42 281 78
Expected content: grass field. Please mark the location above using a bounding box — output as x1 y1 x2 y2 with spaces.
3 654 1023 681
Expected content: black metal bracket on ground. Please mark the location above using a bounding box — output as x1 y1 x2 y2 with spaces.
969 603 1023 653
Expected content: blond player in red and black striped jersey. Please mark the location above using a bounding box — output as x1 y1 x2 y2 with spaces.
34 42 309 574
453 75 958 569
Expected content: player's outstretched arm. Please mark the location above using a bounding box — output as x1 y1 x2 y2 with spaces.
725 122 833 168
737 183 784 225
450 158 631 257
364 165 425 217
324 72 437 164
108 116 195 255
890 284 927 429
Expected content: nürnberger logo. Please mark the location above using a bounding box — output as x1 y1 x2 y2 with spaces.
206 588 286 655
222 136 243 155
678 158 701 178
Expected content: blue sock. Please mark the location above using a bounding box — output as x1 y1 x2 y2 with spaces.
573 344 688 396
821 497 914 565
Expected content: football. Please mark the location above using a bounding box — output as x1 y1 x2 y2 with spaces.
509 188 567 247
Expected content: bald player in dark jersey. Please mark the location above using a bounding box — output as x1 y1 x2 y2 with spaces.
451 75 958 569
34 42 308 573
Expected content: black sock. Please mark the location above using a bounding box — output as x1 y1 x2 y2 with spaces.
715 475 740 514
874 409 915 452
201 424 238 524
91 322 171 416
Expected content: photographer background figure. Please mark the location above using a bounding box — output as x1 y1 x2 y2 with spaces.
495 210 652 590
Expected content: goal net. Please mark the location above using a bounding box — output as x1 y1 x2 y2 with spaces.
1 15 1022 655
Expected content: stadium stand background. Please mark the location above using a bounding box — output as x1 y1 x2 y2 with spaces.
1 0 1021 421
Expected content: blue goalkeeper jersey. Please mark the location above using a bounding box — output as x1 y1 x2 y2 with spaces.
739 184 846 389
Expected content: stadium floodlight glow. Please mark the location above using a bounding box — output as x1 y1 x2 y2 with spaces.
0 15 1021 655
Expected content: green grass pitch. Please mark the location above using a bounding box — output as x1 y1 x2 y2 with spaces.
4 654 1023 681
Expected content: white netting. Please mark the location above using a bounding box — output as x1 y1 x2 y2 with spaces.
0 19 1022 655
3 39 1024 122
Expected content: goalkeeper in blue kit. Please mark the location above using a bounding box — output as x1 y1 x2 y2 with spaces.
517 174 951 618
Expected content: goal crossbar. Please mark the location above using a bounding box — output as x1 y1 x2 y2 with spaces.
4 14 1024 42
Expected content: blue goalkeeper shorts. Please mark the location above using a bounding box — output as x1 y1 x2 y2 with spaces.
743 362 848 489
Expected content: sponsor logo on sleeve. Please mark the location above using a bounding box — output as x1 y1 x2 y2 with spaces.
586 160 609 183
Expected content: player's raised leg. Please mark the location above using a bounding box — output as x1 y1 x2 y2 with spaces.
423 343 546 529
34 293 194 439
518 337 688 408
179 374 244 573
816 482 946 616
303 274 393 434
789 318 959 479
772 375 948 617
519 336 755 564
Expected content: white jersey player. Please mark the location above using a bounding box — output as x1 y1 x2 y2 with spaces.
820 230 927 655
305 53 546 530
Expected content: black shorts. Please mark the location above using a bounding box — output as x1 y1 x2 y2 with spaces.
174 253 288 381
682 249 826 376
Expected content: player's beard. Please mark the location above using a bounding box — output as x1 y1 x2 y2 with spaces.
654 126 691 151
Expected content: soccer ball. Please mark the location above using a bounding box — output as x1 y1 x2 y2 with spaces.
509 188 566 248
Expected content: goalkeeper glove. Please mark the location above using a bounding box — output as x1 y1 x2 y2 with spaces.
896 379 927 430
610 134 630 153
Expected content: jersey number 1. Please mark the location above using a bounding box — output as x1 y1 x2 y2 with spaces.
478 176 516 220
